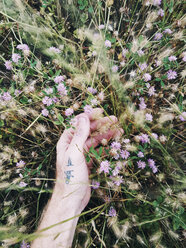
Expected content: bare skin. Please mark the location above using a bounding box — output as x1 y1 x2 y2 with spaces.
31 109 123 248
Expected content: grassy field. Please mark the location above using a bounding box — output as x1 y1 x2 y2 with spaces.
0 0 185 247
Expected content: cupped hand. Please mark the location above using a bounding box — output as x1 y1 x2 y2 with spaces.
55 109 123 211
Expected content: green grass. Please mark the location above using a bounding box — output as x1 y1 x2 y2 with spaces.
0 0 185 247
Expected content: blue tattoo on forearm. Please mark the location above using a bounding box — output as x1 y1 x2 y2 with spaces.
65 158 74 184
65 170 74 184
66 158 74 167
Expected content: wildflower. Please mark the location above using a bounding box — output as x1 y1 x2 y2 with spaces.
137 160 146 169
122 48 129 57
91 180 100 189
154 33 163 40
16 160 26 168
167 70 177 80
100 160 111 173
120 150 130 159
12 53 21 64
139 98 147 110
108 207 117 217
45 88 53 94
97 91 104 101
179 112 186 121
159 135 167 142
157 8 164 17
20 240 30 248
123 139 130 144
143 73 151 82
148 86 156 96
19 182 28 187
151 133 158 139
155 60 162 66
83 105 93 114
41 108 49 117
112 65 118 73
153 0 161 6
129 70 136 78
2 92 12 101
148 158 155 168
145 113 153 122
42 96 53 106
57 83 67 95
17 44 29 51
65 108 74 116
137 151 144 158
87 87 97 94
168 55 177 62
137 49 144 56
113 176 124 186
163 28 172 34
140 134 150 143
14 89 21 96
105 40 111 48
5 60 12 70
112 166 120 176
91 98 99 106
111 141 121 150
49 46 61 53
139 62 147 71
98 24 105 30
54 75 65 83
183 56 186 62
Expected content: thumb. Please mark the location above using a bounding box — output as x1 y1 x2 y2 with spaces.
69 114 90 151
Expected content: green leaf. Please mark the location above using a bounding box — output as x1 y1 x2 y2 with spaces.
99 147 103 156
88 7 93 13
57 114 64 123
54 121 61 125
0 120 4 127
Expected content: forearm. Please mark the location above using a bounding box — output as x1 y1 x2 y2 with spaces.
31 186 82 248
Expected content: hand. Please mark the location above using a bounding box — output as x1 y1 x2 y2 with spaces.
31 109 123 248
55 109 123 211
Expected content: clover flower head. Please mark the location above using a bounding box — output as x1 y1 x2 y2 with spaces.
108 207 117 217
143 73 151 82
145 113 153 122
42 108 49 117
105 40 111 48
5 60 12 70
65 108 74 116
154 32 163 40
54 75 65 83
12 53 21 63
91 180 100 189
137 160 146 169
83 105 93 114
167 70 177 80
120 150 130 159
179 112 186 121
100 160 111 173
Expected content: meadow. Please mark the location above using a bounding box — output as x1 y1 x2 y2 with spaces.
0 0 185 247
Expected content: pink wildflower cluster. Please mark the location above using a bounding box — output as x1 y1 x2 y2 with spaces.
57 83 68 96
49 46 61 54
87 87 97 95
54 75 65 83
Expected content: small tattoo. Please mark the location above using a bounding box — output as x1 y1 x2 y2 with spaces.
66 158 74 167
64 170 74 184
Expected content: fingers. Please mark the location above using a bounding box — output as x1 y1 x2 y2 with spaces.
85 128 124 150
85 108 104 120
56 128 74 154
90 116 118 132
69 114 90 150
